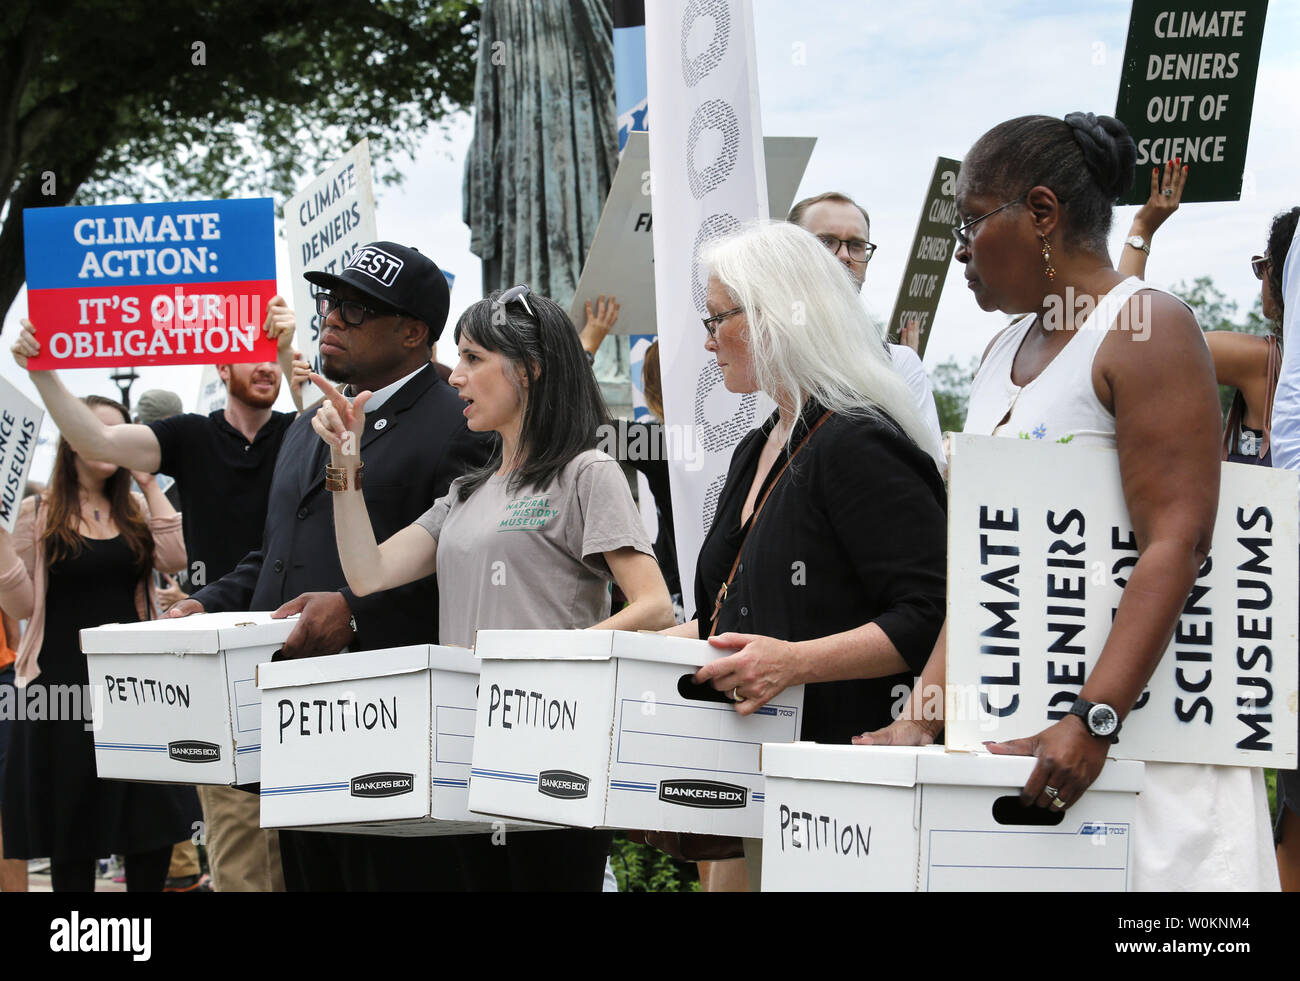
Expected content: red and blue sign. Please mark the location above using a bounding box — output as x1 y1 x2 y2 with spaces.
24 198 278 368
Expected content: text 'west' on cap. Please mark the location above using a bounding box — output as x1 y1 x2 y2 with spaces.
304 241 451 342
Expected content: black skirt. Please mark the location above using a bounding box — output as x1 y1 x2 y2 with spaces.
1 535 200 860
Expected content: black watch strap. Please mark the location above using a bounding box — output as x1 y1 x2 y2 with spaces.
1068 698 1121 739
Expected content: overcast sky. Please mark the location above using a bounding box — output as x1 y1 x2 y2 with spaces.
5 0 1297 479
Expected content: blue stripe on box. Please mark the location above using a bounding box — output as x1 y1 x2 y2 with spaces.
96 742 166 752
470 767 536 785
236 744 260 754
260 782 349 796
432 778 469 788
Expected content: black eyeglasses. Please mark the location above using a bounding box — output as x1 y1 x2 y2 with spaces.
952 198 1024 248
315 291 400 327
702 307 743 339
815 234 877 264
1251 254 1271 281
496 283 535 318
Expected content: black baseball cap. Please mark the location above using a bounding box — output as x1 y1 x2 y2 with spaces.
304 241 451 343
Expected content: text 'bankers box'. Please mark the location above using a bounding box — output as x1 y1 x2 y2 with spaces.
469 629 805 835
760 744 1144 891
80 611 296 785
258 644 540 835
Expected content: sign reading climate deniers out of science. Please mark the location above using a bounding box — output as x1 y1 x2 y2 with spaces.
1115 0 1268 204
23 198 278 369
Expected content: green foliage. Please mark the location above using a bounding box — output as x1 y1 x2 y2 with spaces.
1171 276 1273 419
609 833 701 892
1 0 482 316
928 356 980 433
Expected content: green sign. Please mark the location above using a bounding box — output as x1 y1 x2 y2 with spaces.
1115 1 1269 205
887 156 960 359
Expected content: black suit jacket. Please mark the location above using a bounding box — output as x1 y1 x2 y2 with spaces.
193 363 492 651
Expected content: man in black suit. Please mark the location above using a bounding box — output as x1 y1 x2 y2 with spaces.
168 241 491 889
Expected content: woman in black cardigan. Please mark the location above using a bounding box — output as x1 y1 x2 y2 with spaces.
664 219 948 745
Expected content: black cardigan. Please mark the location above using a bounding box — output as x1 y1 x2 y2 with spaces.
693 399 948 743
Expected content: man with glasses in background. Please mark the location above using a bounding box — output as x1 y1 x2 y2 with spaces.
789 192 945 469
167 241 492 890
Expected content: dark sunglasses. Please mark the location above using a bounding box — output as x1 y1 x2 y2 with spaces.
1251 254 1270 281
496 283 535 318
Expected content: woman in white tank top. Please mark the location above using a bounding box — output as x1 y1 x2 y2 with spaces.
858 112 1278 891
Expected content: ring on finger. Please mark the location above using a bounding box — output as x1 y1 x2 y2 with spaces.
1162 188 1173 196
1044 785 1060 799
731 687 744 702
1051 797 1067 810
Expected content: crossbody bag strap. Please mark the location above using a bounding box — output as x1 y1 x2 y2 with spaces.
707 411 832 639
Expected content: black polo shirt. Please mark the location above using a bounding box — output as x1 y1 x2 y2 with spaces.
149 410 295 588
693 399 947 744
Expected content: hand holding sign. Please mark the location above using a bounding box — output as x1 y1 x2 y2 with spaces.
262 296 296 353
309 373 370 461
1132 158 1190 239
11 319 40 371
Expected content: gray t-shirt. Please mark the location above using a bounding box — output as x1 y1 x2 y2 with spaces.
414 449 655 648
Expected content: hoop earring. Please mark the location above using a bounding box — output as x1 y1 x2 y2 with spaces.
1039 234 1056 281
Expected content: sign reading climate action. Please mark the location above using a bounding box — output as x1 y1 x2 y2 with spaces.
886 156 960 357
24 199 277 368
945 435 1298 769
0 376 43 534
1115 1 1269 204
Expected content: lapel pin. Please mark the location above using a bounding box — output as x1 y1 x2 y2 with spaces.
374 418 388 431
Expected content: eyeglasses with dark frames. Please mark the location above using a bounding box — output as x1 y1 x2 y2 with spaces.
1251 254 1271 281
314 291 401 327
952 198 1025 248
702 306 743 339
496 283 535 318
815 234 877 264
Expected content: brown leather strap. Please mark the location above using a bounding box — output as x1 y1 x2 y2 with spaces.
707 411 832 639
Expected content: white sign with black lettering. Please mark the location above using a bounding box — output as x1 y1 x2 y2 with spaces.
945 435 1299 768
80 611 296 784
469 630 804 835
0 376 44 533
284 139 378 387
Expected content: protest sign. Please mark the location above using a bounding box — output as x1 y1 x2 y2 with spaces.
569 132 814 336
646 0 773 601
0 376 43 533
284 139 378 379
24 199 277 369
1115 1 1269 204
945 434 1298 768
885 156 960 357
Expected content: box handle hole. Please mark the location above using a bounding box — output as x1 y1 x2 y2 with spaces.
992 795 1065 826
677 673 733 704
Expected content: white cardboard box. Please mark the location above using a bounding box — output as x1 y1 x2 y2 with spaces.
469 629 805 835
258 644 528 835
761 744 1144 892
80 611 296 785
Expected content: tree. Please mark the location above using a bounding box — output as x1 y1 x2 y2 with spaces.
1 0 481 319
1171 276 1272 418
928 356 979 433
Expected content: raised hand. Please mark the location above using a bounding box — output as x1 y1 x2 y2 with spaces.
11 319 41 370
263 296 297 353
309 372 371 460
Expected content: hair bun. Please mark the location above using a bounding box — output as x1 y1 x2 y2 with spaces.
1065 111 1136 200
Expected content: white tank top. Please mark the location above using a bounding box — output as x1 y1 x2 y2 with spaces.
965 276 1166 446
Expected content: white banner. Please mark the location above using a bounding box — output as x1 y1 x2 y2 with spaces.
284 139 378 384
0 376 45 533
946 434 1299 769
646 0 771 611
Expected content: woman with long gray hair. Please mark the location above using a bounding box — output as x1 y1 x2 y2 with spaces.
664 220 949 888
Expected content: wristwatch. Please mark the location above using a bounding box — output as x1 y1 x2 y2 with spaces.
1067 698 1121 740
1125 235 1150 255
